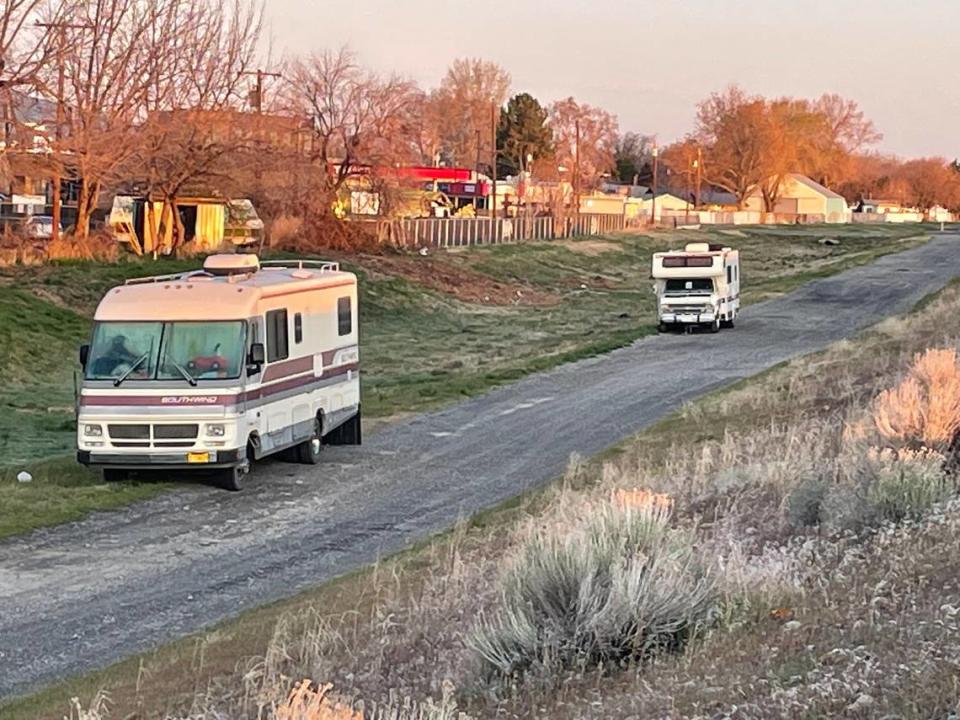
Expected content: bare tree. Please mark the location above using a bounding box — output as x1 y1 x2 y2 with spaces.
134 0 263 251
428 58 510 167
32 0 169 238
0 0 54 86
549 96 618 189
285 47 420 219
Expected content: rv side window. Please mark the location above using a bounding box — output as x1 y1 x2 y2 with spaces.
266 309 289 362
337 297 352 336
727 265 732 283
294 313 303 344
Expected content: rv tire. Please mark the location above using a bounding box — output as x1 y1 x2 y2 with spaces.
219 464 244 492
327 407 362 446
710 318 720 333
296 417 323 464
102 468 127 483
657 322 668 333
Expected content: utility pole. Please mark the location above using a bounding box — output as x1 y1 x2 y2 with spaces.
574 118 581 234
36 21 90 244
474 128 481 209
241 69 281 197
694 145 702 209
651 144 659 227
490 102 497 235
241 69 282 114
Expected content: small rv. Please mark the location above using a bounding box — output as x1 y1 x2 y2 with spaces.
651 243 740 333
76 254 361 490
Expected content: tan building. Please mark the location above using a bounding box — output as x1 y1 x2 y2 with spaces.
746 174 849 222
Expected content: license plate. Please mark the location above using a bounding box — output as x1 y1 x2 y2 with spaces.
187 451 210 464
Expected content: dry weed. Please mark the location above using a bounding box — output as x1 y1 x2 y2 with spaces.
873 347 960 450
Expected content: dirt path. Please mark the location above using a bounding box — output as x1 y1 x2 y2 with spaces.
1 235 959 699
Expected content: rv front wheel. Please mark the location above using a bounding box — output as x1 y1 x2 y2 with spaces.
219 464 245 492
102 468 127 482
710 318 720 333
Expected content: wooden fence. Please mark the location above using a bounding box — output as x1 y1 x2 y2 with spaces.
368 213 628 249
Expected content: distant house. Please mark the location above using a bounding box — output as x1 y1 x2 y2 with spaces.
637 192 690 220
856 198 907 214
745 174 849 222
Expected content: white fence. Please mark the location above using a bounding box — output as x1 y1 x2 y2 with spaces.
369 213 628 248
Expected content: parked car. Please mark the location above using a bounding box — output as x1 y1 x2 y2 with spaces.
23 215 63 239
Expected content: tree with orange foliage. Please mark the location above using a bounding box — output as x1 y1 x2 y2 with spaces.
694 86 768 209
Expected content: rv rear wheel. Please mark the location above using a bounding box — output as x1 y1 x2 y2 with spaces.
296 418 323 464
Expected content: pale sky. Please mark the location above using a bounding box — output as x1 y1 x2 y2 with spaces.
264 0 960 159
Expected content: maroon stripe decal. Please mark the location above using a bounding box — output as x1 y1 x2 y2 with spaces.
261 355 314 382
240 363 358 402
80 363 359 407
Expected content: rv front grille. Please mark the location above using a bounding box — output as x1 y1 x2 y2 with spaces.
107 423 199 448
108 424 150 439
154 424 199 439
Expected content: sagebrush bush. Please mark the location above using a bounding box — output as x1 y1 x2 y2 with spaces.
826 447 955 531
872 347 960 451
467 500 717 681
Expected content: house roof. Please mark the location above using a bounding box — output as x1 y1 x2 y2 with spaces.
1 90 56 126
789 173 844 200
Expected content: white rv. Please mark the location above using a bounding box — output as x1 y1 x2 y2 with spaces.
76 254 361 490
651 243 740 333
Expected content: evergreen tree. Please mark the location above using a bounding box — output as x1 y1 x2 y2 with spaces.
496 92 553 178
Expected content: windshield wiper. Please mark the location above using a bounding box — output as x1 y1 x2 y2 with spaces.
167 359 198 387
113 352 150 387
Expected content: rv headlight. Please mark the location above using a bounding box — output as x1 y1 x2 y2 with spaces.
206 423 226 437
83 424 103 437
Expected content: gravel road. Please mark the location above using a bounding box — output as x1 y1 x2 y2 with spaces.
2 235 959 699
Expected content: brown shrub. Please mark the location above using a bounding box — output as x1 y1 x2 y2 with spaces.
276 681 360 720
873 347 960 450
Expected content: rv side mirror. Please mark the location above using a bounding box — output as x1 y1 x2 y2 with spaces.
248 342 265 367
79 344 90 370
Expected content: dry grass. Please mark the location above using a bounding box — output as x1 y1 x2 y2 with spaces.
21 283 960 720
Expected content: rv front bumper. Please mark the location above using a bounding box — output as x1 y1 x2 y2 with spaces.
77 448 245 470
660 311 717 324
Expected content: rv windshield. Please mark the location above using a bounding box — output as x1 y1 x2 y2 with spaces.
86 321 245 381
664 278 714 296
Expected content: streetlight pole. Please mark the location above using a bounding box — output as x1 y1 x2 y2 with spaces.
651 144 659 228
574 118 581 235
694 146 702 209
490 102 497 237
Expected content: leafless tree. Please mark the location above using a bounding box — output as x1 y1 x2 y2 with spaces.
549 96 619 189
134 0 263 251
285 47 420 218
428 58 510 167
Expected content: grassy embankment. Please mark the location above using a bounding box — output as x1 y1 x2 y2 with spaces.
0 223 930 538
3 230 958 720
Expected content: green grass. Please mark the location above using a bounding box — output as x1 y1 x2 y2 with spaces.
0 224 929 539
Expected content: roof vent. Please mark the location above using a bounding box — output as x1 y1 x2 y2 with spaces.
203 254 260 276
684 242 711 253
